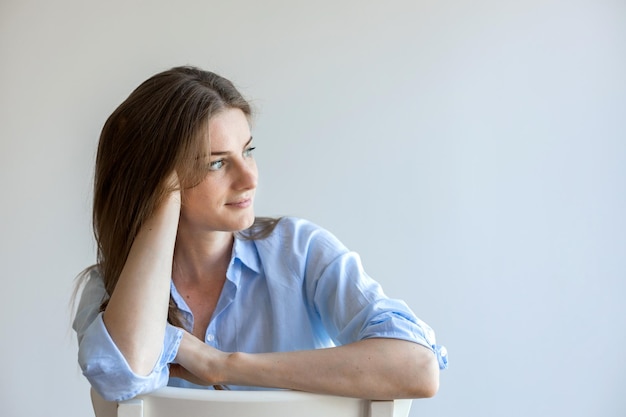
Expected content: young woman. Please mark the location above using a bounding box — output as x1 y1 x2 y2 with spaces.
73 66 447 402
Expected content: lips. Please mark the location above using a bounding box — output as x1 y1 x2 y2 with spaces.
226 198 252 208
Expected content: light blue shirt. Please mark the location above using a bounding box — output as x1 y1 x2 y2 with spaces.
73 217 447 401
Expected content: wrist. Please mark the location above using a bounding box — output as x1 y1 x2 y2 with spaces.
176 331 230 386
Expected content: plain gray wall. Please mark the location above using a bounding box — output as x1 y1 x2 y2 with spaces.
1 1 624 416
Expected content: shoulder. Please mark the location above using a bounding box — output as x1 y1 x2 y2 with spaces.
74 266 107 315
272 216 320 236
266 217 345 251
72 265 107 334
254 217 349 273
77 265 106 298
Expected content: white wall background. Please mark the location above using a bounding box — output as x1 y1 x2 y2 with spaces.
1 1 624 416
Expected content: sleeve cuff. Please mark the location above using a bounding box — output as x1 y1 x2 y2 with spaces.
360 310 449 370
78 313 183 401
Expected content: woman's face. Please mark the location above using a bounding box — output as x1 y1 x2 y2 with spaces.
179 108 258 234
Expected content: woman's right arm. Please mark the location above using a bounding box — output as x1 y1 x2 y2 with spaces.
102 188 181 375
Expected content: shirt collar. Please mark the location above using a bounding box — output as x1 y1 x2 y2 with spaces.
170 236 261 312
232 235 261 274
170 280 190 314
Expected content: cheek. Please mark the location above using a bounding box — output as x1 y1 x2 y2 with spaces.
182 180 222 208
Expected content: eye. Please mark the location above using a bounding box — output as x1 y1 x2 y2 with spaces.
208 159 225 171
243 146 256 158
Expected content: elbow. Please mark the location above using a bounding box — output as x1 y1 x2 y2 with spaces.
83 366 168 402
412 357 440 398
79 346 169 402
81 362 151 402
417 368 440 398
402 345 441 398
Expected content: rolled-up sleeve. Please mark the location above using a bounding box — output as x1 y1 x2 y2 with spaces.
301 226 448 370
73 270 183 401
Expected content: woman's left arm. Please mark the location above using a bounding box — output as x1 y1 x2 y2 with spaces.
172 220 444 398
172 331 439 399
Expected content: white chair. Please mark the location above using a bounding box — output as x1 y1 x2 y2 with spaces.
91 386 413 417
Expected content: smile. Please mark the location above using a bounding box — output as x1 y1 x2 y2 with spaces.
226 198 252 208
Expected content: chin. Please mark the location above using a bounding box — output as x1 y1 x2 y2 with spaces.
231 212 256 232
243 213 256 230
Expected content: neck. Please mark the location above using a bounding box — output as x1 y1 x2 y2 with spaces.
173 229 234 285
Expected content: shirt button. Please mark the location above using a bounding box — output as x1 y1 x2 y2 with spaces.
206 334 215 342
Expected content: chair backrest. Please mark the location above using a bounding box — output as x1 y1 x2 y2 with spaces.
91 387 413 417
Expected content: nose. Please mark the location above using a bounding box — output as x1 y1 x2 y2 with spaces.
234 158 258 191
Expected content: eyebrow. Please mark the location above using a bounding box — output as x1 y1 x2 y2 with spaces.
210 137 253 156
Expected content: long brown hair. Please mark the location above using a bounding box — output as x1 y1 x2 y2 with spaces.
90 66 277 327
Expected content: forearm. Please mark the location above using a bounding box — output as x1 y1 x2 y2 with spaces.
175 333 439 399
228 339 438 399
103 193 181 375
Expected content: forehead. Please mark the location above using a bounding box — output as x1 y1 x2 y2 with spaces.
206 108 251 150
